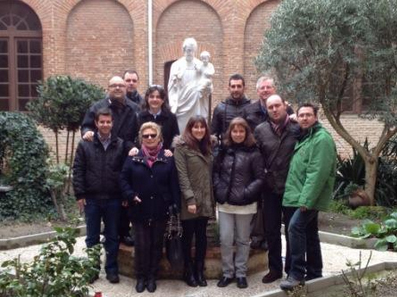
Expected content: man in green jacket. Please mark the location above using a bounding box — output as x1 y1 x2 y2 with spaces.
280 103 336 291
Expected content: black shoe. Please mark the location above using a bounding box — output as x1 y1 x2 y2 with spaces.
195 261 207 287
121 235 134 246
88 273 99 284
236 277 248 289
135 278 146 293
146 279 156 293
184 262 198 287
217 276 234 287
262 271 283 283
106 273 119 284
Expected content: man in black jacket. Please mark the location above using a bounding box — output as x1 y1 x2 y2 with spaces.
73 108 126 284
211 74 251 140
254 94 300 284
123 70 143 108
81 75 138 246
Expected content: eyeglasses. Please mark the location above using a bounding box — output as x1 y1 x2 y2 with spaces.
149 84 164 90
142 133 157 139
109 84 126 89
125 79 138 83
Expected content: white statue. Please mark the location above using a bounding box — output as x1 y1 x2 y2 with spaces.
197 51 215 119
168 38 214 133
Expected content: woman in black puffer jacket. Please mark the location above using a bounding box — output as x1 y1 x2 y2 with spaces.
213 117 264 289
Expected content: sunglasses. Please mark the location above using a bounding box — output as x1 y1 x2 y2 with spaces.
142 133 157 139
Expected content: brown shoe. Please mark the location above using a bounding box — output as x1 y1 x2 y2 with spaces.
262 271 282 283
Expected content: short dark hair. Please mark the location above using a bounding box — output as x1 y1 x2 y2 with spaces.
297 103 319 117
228 73 245 86
95 107 113 121
223 117 256 147
123 70 139 80
142 85 170 112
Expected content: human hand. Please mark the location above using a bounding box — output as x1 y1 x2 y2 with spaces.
77 199 86 214
164 149 173 157
128 147 139 156
289 113 297 122
122 200 128 207
133 196 142 204
82 131 94 141
188 204 197 214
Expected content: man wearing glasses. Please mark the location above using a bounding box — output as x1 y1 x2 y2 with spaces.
81 75 139 154
123 70 143 108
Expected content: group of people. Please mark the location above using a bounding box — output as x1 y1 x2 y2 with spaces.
72 66 337 294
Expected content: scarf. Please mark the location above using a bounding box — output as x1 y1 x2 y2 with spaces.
270 115 290 136
141 143 162 168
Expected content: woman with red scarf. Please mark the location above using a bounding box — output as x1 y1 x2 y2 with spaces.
120 122 180 293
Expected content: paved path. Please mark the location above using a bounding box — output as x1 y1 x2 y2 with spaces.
1 236 397 297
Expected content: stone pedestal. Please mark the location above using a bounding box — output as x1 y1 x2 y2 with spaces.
118 244 268 279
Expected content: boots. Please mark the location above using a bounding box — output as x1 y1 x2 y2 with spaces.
184 261 198 287
195 261 207 287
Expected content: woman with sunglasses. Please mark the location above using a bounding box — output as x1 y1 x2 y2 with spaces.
173 115 215 287
120 122 179 293
213 117 264 289
138 85 179 149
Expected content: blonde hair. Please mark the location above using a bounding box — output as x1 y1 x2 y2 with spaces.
139 122 163 144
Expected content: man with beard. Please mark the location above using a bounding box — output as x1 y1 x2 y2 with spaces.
211 74 251 141
254 95 300 283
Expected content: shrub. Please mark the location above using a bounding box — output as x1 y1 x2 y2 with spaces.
0 112 51 220
0 227 101 297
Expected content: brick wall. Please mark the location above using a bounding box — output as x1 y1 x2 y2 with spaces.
18 0 384 160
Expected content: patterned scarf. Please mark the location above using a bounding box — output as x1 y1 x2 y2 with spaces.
270 115 290 136
141 143 163 168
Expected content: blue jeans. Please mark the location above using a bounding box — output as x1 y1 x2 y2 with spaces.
85 198 121 275
287 208 322 281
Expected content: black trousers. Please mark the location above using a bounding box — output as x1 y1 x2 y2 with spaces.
119 206 131 238
134 219 166 279
181 217 209 264
263 191 283 274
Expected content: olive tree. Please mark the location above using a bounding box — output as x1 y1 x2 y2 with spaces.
256 0 397 205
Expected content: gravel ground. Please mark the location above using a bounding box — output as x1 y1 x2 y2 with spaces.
1 236 397 297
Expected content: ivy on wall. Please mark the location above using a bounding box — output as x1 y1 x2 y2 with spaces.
0 112 52 220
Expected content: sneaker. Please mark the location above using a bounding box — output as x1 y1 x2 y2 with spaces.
106 273 120 284
280 276 304 290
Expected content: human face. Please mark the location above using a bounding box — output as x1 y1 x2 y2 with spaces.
148 90 164 113
124 72 139 93
257 79 276 105
228 79 245 101
201 55 209 65
184 45 196 62
297 106 318 129
191 122 206 141
141 128 160 149
266 95 287 124
95 115 113 137
108 76 126 102
231 124 246 144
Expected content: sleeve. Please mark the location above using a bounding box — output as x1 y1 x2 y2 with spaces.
72 142 87 200
174 147 196 205
80 106 96 137
168 157 181 211
124 111 139 152
211 105 222 138
244 150 265 202
298 135 336 208
119 158 135 202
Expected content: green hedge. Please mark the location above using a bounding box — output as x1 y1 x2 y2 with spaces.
0 112 52 220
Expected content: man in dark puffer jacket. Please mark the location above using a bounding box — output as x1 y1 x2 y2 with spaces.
73 108 126 284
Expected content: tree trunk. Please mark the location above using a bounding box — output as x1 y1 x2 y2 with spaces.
64 130 70 165
55 131 59 164
363 156 378 206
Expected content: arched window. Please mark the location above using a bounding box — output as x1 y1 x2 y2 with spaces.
0 0 42 111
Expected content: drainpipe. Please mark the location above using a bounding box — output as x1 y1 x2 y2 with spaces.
148 0 153 85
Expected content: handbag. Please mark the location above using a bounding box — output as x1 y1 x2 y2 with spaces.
164 211 184 270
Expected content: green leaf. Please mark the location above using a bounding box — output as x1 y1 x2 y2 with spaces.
374 239 389 251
